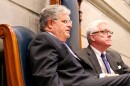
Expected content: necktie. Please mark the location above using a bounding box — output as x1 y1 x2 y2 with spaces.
101 53 111 74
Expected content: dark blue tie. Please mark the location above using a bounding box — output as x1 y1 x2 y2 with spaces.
101 53 111 74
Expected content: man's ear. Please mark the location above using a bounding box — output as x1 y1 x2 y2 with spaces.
90 34 95 41
46 19 53 31
47 19 53 29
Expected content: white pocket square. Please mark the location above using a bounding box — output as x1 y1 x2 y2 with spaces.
118 65 122 69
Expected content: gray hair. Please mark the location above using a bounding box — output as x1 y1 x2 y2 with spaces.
39 5 71 32
86 19 108 44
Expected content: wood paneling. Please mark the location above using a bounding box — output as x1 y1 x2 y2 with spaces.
50 0 61 4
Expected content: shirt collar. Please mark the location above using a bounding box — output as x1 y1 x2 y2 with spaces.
90 45 106 56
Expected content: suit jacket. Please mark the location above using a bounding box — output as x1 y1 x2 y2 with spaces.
28 32 102 86
75 45 130 75
28 32 130 86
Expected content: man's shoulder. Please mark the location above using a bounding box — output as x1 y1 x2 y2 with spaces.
74 46 92 57
107 49 120 54
75 48 87 54
35 32 60 42
106 49 121 57
78 45 93 52
29 32 62 47
36 32 52 38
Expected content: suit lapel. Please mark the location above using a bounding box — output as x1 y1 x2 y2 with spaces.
77 46 108 74
86 46 102 74
77 48 93 68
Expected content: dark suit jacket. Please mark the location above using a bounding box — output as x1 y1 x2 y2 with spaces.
75 45 130 76
28 32 102 86
28 32 130 86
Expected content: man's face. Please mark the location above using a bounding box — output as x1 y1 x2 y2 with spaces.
49 13 72 42
90 23 113 48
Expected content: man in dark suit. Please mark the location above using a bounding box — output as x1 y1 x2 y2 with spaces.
28 5 130 86
75 19 130 78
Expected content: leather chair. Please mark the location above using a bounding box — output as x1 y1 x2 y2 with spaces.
0 24 35 86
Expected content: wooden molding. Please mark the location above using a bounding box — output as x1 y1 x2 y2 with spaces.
50 0 61 5
88 0 130 32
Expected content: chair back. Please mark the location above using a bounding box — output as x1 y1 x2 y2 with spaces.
0 24 35 86
13 26 35 86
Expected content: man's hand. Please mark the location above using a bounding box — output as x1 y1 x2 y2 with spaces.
99 73 119 78
105 74 119 77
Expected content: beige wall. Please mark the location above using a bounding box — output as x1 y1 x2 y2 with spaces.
80 0 130 67
104 0 130 22
10 0 50 14
0 0 50 33
0 0 50 50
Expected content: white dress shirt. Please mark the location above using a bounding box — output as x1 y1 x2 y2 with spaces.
90 45 115 75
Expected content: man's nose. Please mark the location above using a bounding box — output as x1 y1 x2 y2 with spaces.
67 21 72 28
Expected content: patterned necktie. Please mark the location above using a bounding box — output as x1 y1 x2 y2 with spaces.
101 53 111 74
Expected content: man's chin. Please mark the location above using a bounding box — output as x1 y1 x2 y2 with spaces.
106 44 112 47
105 42 112 46
66 34 70 38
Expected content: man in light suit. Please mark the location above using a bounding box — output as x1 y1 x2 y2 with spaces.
75 19 130 78
28 5 130 86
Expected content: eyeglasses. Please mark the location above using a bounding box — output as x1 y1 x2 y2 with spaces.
53 19 72 24
61 20 72 24
92 30 113 35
